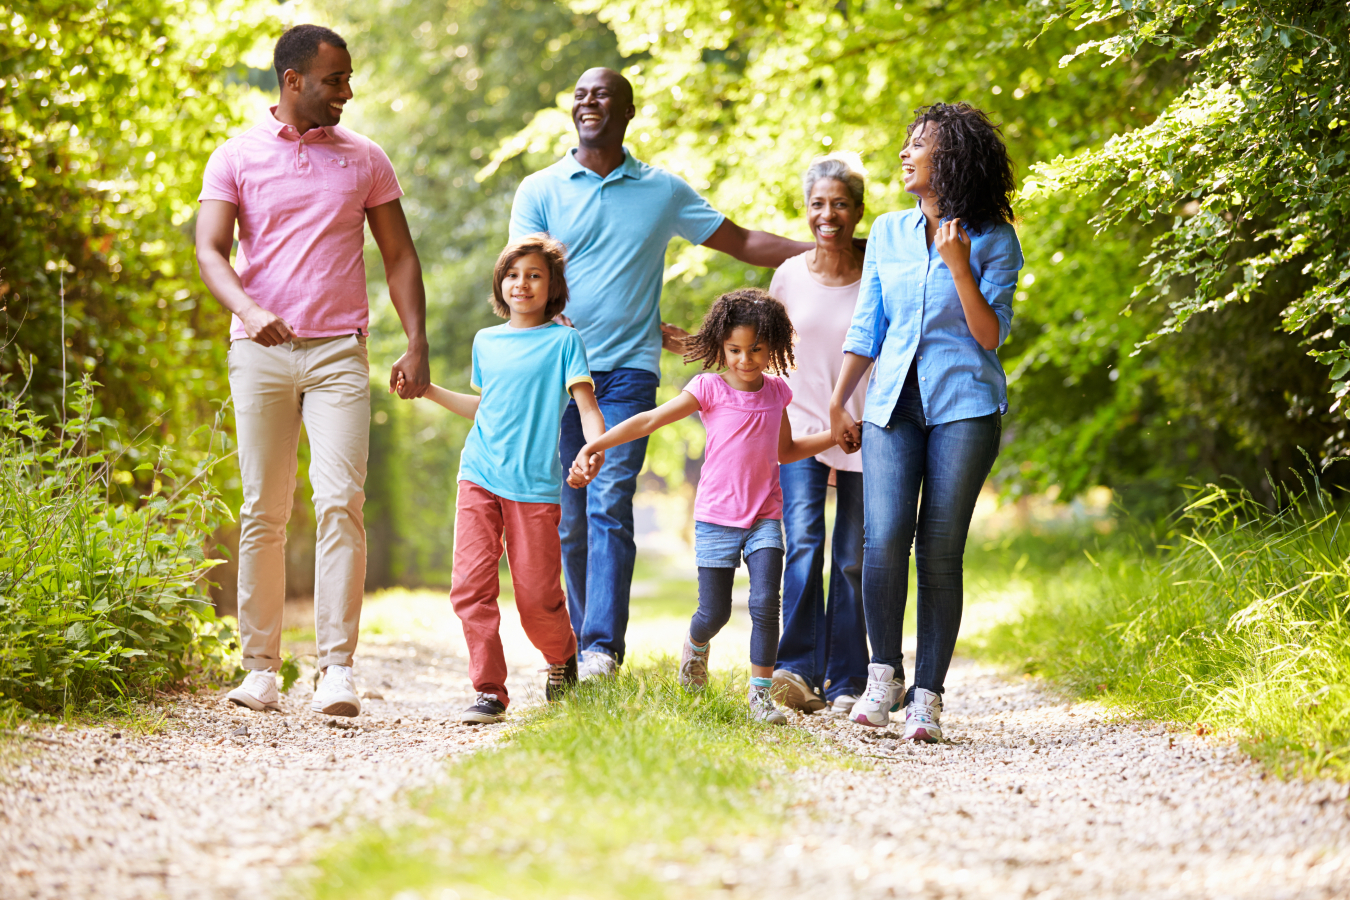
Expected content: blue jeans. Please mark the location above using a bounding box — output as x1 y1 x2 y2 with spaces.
777 458 868 702
861 367 1001 696
558 368 660 663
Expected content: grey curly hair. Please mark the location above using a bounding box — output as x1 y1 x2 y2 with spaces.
802 152 867 206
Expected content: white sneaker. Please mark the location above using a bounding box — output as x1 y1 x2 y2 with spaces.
829 694 859 716
227 670 281 712
577 649 618 682
904 687 944 742
748 684 788 725
311 664 361 717
851 663 903 728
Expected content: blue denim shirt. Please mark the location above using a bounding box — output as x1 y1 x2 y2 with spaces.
843 207 1023 427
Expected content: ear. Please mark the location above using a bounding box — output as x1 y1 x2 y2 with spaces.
282 68 303 94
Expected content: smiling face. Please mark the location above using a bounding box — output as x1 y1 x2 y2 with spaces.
807 177 864 250
499 252 552 325
572 68 634 150
284 41 353 129
721 324 771 386
900 120 937 196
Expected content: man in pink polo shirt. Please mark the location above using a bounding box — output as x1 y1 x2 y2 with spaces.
195 24 430 718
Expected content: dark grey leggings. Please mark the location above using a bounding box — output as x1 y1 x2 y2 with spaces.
689 548 784 668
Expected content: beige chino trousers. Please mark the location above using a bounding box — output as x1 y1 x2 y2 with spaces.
228 334 370 672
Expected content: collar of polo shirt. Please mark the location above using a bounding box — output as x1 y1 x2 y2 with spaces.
563 146 641 181
265 105 333 142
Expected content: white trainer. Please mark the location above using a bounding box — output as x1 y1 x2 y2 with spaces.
851 663 903 728
829 694 859 717
310 664 361 717
904 687 944 742
227 670 282 712
577 649 618 682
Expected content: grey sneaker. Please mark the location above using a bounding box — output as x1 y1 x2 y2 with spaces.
772 669 826 713
577 649 618 681
748 685 788 725
829 693 860 716
678 635 710 691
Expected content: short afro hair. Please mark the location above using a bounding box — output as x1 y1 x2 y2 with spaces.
906 102 1015 234
684 288 796 376
491 234 570 321
273 24 347 87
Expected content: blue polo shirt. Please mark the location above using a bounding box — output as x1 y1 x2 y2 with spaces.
509 148 725 376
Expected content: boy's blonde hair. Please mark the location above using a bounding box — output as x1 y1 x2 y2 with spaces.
491 233 569 320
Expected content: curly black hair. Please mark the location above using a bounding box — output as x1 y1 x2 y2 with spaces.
907 102 1015 234
683 288 796 375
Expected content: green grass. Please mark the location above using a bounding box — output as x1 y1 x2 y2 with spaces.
303 665 853 900
973 478 1350 778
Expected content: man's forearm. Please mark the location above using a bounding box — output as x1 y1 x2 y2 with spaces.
386 257 428 346
738 230 814 269
197 248 258 319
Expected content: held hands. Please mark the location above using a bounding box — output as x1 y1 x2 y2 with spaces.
241 305 297 347
390 343 430 399
830 403 862 455
567 444 606 488
934 218 972 274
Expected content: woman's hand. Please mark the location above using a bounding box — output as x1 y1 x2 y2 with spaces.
830 402 862 455
660 322 689 354
934 218 972 274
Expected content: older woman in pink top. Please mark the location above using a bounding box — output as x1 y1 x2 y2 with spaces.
770 154 870 715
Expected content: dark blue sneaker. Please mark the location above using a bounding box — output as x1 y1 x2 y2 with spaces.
461 692 506 724
546 654 578 702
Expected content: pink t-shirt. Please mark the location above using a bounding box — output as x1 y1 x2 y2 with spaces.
771 253 868 472
684 372 793 528
198 108 404 340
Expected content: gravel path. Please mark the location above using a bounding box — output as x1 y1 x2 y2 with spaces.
6 591 1350 899
720 654 1350 899
0 593 546 900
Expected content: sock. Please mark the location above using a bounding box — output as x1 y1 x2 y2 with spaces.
750 676 773 690
688 637 708 653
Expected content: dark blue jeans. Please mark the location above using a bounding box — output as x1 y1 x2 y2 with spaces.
558 368 660 663
689 549 783 668
777 457 868 701
861 368 1001 696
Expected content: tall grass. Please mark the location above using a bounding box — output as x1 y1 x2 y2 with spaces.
0 377 234 717
979 474 1350 776
305 666 850 900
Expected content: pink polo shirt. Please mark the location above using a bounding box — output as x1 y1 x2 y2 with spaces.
198 107 404 340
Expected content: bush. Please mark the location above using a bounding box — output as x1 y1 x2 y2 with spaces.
980 470 1350 775
0 377 234 715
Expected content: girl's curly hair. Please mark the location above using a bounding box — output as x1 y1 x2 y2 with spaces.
907 102 1015 234
491 233 569 320
683 287 796 375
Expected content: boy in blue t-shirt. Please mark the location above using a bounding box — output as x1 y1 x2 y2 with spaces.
409 234 606 724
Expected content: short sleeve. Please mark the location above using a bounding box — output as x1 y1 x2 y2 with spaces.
563 329 593 392
509 175 549 241
365 141 404 209
776 375 793 409
669 175 725 246
470 335 483 393
682 373 714 410
198 144 240 205
976 224 1023 348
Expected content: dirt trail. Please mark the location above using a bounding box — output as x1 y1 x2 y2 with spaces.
5 592 1350 899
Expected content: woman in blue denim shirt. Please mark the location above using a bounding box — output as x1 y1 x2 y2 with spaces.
829 103 1023 740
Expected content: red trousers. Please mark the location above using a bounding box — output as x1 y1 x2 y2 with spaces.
449 481 576 707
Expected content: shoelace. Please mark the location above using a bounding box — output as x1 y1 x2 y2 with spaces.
475 692 500 707
862 677 892 704
546 662 569 687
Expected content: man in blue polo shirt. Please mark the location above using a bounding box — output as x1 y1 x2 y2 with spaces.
509 67 812 680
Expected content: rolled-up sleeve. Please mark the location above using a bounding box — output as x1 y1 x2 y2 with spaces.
978 224 1023 348
843 235 887 359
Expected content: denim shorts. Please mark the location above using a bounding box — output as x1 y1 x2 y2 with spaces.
694 518 785 568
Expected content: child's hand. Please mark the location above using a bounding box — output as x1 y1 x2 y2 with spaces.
392 372 407 395
567 446 605 487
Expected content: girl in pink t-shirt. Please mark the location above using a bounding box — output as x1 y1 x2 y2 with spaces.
570 289 838 724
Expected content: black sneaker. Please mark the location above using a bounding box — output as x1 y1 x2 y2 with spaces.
546 654 578 702
460 692 506 724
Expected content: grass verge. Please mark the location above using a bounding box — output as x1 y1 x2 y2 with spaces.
973 478 1350 778
303 665 851 900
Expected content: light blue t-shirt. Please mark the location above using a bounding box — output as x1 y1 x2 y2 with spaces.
458 322 594 504
509 148 726 376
